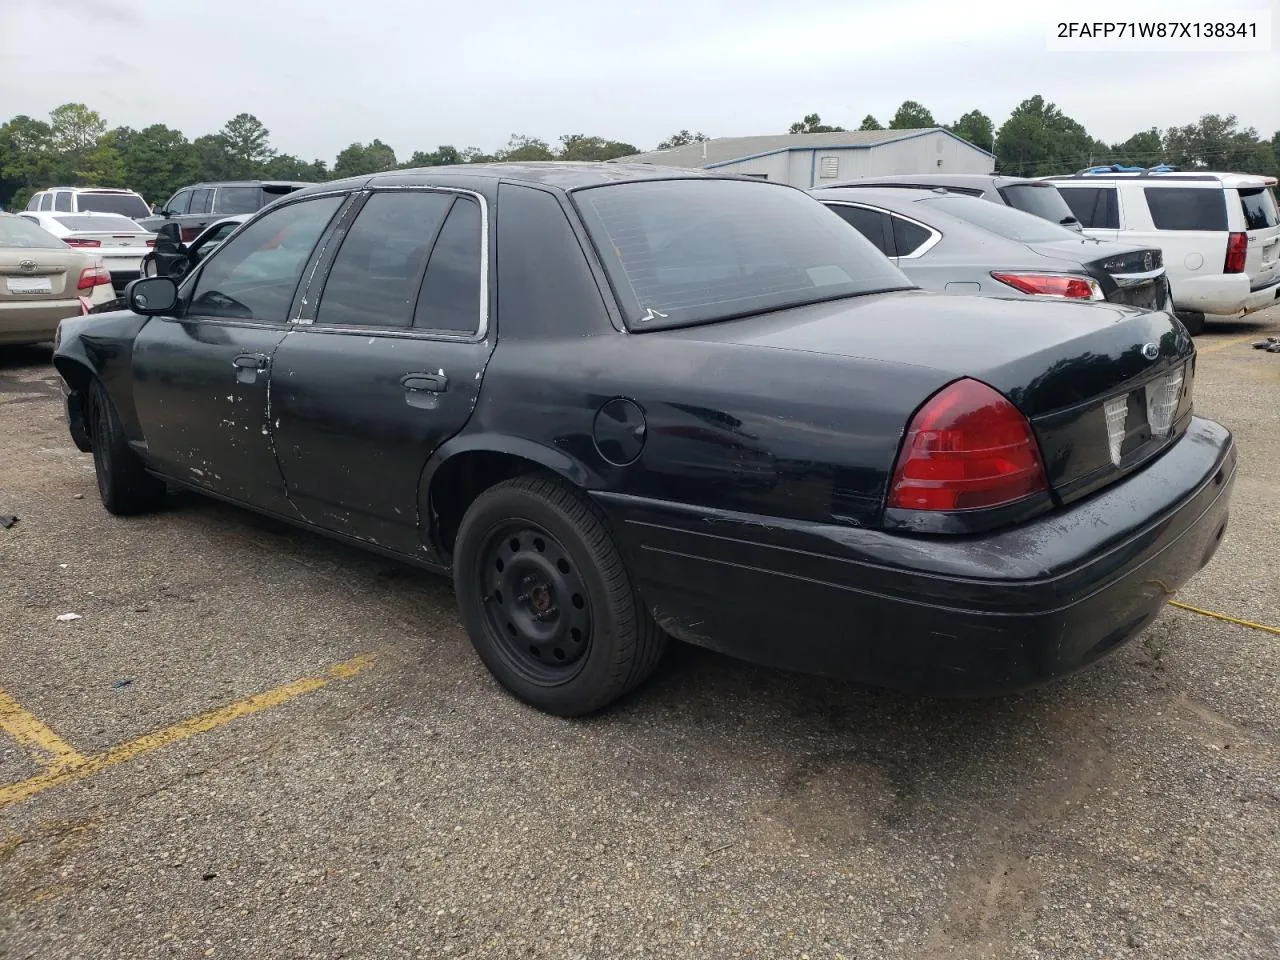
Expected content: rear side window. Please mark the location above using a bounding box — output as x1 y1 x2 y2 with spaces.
1237 188 1279 230
413 197 484 334
998 183 1079 226
1058 187 1120 230
1143 188 1227 231
39 193 53 211
25 195 40 211
828 204 891 255
214 186 264 215
189 188 214 215
496 183 607 338
316 191 454 329
890 215 933 257
54 192 72 212
76 191 150 218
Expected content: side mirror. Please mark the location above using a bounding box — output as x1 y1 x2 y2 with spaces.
125 277 179 316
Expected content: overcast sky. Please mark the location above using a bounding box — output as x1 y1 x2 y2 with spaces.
3 0 1277 162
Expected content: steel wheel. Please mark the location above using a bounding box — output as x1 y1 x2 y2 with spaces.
479 522 592 683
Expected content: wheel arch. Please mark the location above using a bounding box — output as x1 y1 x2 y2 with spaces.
420 434 599 563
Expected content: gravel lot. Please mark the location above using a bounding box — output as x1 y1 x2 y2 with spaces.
2 307 1279 960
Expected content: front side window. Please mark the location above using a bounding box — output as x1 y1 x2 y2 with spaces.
316 191 455 329
25 195 40 211
574 179 910 330
54 192 72 212
186 195 344 323
1143 187 1227 231
214 186 264 215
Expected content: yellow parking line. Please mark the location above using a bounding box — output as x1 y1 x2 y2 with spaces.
1197 334 1260 355
0 690 86 773
0 653 375 811
1170 600 1280 637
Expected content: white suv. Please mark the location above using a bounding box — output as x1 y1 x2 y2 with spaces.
24 186 152 223
1043 168 1280 334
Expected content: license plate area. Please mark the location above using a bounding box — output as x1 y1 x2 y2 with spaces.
7 276 53 295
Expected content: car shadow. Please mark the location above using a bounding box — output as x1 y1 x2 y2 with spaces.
0 343 55 371
1202 317 1274 336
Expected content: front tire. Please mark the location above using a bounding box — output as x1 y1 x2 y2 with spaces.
452 475 666 716
87 379 166 516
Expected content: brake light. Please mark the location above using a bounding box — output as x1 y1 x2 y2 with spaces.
887 378 1048 512
64 238 101 248
1224 232 1247 273
77 266 112 290
146 239 156 247
991 272 1103 300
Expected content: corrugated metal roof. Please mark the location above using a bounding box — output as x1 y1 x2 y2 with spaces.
616 129 959 168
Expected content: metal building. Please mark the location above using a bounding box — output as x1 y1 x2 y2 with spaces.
615 128 995 188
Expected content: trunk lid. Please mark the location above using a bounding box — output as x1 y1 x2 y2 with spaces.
0 249 83 301
1029 237 1169 312
672 289 1194 506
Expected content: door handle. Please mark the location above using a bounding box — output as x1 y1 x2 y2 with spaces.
232 353 268 370
401 372 448 393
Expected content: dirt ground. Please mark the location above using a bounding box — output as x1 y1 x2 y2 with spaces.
1 307 1279 960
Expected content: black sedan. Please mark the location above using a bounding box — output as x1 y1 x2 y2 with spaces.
51 163 1236 715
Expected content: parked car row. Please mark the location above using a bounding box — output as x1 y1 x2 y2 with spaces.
826 167 1280 334
51 162 1235 718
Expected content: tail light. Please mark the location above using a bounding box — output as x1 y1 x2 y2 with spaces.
1224 232 1247 273
64 238 102 248
991 272 1104 300
146 239 156 247
77 265 113 290
887 378 1049 512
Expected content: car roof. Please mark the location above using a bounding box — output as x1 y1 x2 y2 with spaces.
816 186 951 206
822 173 1034 189
295 161 766 197
1043 171 1277 189
182 180 315 188
37 186 142 194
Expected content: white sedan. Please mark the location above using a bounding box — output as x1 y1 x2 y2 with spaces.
18 211 156 291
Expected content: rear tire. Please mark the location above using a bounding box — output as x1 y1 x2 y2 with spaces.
452 474 666 716
87 379 166 516
1175 311 1206 336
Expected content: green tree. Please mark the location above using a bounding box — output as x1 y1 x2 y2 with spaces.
995 95 1093 176
557 134 638 160
656 129 709 150
263 153 327 181
788 113 845 134
405 145 462 167
220 113 274 177
948 110 994 151
460 147 493 163
1163 114 1276 173
333 139 398 178
889 100 935 129
80 141 127 185
857 114 884 131
123 124 199 202
1107 128 1163 166
192 133 235 181
49 102 108 179
495 134 554 161
0 116 55 192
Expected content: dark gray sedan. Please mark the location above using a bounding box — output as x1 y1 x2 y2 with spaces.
812 186 1170 313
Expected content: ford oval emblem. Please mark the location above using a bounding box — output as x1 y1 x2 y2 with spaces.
1142 342 1160 360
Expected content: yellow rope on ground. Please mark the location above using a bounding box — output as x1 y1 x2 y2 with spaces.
1170 600 1280 637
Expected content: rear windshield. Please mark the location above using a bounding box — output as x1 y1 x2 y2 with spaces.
214 187 264 214
54 215 146 232
0 216 67 249
1237 188 1279 231
75 191 150 219
998 183 1079 226
1143 187 1227 231
572 179 912 329
918 194 1079 243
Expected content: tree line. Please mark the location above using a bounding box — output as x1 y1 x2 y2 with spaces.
2 96 1276 212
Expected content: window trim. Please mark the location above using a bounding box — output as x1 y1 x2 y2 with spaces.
168 189 355 331
297 185 491 344
823 200 942 260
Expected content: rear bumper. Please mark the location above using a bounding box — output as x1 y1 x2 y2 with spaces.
0 298 83 346
1170 273 1249 316
596 417 1236 695
1243 277 1280 314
